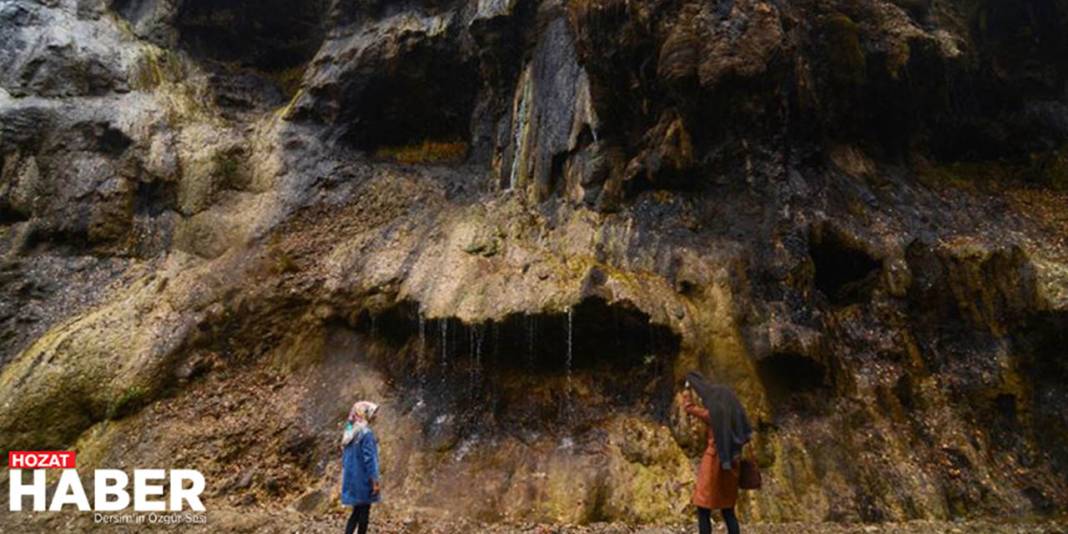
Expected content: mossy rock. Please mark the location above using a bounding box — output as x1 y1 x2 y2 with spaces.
920 145 1068 190
265 64 309 97
178 145 249 216
174 209 241 259
603 429 693 523
1036 145 1068 190
373 140 469 164
105 385 151 420
0 276 178 455
822 13 867 87
214 151 241 185
130 47 187 91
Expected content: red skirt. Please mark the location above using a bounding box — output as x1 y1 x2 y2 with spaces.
692 435 740 510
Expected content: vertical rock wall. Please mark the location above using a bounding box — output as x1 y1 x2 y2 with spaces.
0 0 1067 527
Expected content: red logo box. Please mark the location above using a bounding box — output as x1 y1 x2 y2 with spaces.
8 451 76 469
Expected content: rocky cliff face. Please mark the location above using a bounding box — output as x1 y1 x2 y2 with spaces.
1 0 1067 528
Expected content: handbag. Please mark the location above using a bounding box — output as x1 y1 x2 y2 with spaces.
739 447 762 490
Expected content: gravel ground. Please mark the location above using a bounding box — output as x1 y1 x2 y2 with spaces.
4 508 1066 534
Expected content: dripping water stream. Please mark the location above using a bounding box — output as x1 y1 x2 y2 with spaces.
440 320 449 381
355 298 681 441
469 325 484 387
527 316 537 368
564 307 574 422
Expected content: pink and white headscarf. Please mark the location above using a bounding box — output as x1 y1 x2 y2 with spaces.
342 401 379 446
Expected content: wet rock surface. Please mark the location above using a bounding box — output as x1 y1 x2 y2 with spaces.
1 0 1068 530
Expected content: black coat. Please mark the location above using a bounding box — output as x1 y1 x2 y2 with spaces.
686 371 753 469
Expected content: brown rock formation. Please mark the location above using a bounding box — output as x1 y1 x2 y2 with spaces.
1 0 1067 528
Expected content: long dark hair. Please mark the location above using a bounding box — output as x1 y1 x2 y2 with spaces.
685 370 753 465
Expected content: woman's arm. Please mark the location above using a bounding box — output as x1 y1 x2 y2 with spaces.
361 432 381 493
684 396 711 423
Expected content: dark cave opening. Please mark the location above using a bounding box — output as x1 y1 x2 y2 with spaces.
134 179 177 217
90 124 133 156
0 150 29 223
175 0 328 71
810 226 881 305
337 51 479 152
354 297 682 436
975 389 1029 466
930 0 1068 162
756 352 830 417
974 0 1068 97
1014 311 1068 477
0 206 30 225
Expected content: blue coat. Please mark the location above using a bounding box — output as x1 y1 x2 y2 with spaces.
341 428 380 506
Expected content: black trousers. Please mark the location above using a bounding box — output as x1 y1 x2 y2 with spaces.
697 506 739 534
344 504 371 534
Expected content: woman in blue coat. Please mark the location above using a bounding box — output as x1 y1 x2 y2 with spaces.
340 401 380 534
